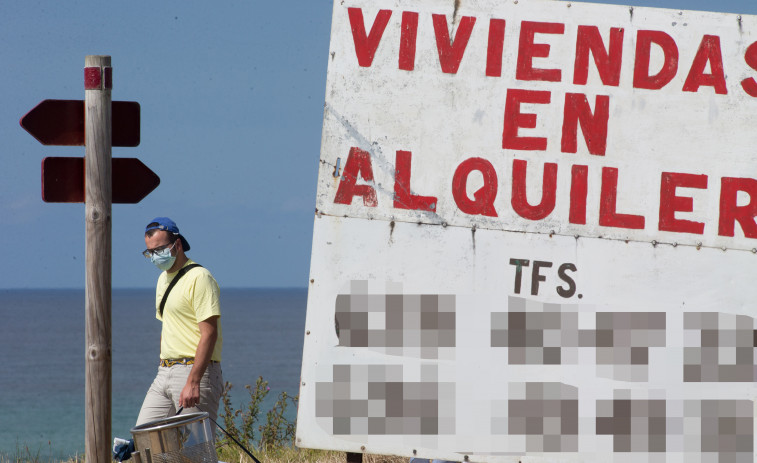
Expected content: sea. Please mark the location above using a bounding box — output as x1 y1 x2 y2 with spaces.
0 288 307 461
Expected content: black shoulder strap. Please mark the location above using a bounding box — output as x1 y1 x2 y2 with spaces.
159 264 203 317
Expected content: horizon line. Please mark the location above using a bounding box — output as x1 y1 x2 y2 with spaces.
0 286 308 291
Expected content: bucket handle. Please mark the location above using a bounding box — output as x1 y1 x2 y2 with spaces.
176 407 262 463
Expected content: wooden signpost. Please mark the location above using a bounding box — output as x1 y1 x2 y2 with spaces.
21 55 158 463
84 55 113 463
41 157 159 203
20 99 140 147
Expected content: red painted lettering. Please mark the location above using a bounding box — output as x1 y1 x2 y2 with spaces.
517 21 565 82
569 165 588 225
561 93 610 156
432 14 476 74
503 89 551 151
719 177 757 238
511 159 557 220
394 150 437 212
740 41 757 97
633 30 679 90
658 172 707 234
348 8 392 68
573 26 624 86
599 167 645 229
452 157 499 217
486 19 506 77
399 11 419 71
683 35 727 94
334 147 378 207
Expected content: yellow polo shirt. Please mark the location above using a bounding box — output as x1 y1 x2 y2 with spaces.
155 259 223 362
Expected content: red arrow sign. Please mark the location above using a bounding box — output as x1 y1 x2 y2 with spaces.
42 157 159 203
21 99 140 147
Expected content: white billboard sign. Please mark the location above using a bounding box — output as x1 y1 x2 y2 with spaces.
297 1 757 461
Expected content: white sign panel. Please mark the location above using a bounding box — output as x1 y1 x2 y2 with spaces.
297 1 757 461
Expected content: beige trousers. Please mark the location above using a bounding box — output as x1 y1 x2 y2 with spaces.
136 362 223 426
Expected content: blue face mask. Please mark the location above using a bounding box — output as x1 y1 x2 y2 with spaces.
150 242 177 271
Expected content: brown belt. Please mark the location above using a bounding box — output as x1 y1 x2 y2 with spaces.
160 358 219 367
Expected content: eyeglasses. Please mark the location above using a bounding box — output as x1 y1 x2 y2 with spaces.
142 240 177 258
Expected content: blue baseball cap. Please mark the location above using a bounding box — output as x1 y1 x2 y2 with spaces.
145 217 190 251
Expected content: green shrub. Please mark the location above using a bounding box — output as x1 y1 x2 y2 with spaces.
215 376 298 457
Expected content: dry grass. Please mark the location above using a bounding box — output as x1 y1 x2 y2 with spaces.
0 443 85 463
219 447 410 463
0 453 84 463
1 447 410 463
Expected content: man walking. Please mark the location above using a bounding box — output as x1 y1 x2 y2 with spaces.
136 217 223 425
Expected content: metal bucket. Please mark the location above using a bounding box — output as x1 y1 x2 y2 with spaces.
130 412 217 463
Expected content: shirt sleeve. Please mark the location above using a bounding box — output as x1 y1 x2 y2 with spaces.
188 270 221 322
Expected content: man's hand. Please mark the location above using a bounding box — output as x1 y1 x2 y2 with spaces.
179 380 201 408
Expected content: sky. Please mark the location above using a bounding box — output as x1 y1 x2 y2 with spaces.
1 0 756 289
